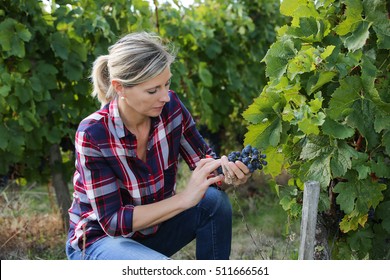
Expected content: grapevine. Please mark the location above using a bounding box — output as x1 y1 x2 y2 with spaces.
242 0 390 259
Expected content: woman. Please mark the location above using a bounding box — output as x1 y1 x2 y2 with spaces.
66 32 251 260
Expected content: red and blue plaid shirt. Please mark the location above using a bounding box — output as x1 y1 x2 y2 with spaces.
68 90 214 250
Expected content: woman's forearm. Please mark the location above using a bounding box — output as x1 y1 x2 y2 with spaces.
132 193 187 232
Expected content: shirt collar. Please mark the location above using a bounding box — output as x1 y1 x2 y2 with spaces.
109 96 126 138
109 96 161 139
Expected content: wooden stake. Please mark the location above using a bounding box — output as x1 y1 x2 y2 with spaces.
298 181 320 260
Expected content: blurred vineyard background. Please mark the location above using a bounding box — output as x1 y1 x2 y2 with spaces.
0 0 294 259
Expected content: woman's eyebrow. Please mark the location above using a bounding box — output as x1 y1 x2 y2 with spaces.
145 75 172 90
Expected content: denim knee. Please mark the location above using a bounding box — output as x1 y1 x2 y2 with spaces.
199 187 232 218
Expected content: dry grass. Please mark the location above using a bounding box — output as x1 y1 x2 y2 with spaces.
0 183 67 260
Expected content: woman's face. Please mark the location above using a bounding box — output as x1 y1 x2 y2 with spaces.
121 66 172 118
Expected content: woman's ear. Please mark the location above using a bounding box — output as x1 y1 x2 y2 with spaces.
111 80 123 96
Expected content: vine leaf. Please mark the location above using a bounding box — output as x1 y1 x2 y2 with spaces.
334 172 386 232
334 0 363 36
262 146 286 178
326 76 362 121
0 18 31 57
300 136 360 187
198 62 213 87
307 71 336 94
243 88 285 124
280 0 307 17
262 38 295 80
243 89 286 148
50 32 70 60
347 227 374 254
346 98 379 150
244 116 283 149
383 131 390 156
363 0 390 49
351 152 370 180
375 201 390 233
300 156 331 189
322 117 355 139
342 20 372 52
370 156 390 178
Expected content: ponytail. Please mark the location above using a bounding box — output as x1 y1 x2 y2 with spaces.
90 55 115 106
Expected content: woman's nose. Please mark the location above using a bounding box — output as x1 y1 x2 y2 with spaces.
160 89 170 103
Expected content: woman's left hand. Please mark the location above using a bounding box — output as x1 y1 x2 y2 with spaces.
220 155 251 186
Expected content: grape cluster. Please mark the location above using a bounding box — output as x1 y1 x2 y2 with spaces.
227 144 267 173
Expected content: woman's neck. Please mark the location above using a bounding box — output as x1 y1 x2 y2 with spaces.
118 99 150 135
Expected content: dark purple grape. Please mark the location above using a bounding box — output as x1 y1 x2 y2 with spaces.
226 145 267 173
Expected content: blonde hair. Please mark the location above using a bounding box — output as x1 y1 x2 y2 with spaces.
90 32 176 105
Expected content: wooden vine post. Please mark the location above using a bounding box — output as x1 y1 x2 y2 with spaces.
298 181 320 260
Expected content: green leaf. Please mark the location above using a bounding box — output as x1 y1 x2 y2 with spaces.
371 156 390 178
320 45 336 60
327 76 362 121
322 117 355 139
287 17 330 42
361 54 390 114
334 183 356 213
34 61 58 90
198 62 213 87
287 46 316 80
15 82 33 104
243 88 285 124
334 0 363 36
63 57 84 81
300 136 360 187
300 135 331 160
297 115 321 135
351 152 371 180
330 141 360 177
300 155 331 189
347 227 374 253
0 123 9 150
50 32 70 60
363 0 390 49
307 71 336 94
0 18 15 51
280 0 307 16
0 85 11 97
71 40 88 62
342 20 372 52
244 115 283 149
346 98 379 150
334 172 386 215
45 127 62 144
0 18 31 57
261 146 286 178
376 201 390 233
263 38 296 80
374 113 390 133
383 131 390 156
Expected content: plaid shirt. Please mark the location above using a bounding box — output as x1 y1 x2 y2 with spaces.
68 91 214 250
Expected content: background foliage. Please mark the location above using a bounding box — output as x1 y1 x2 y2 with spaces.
244 0 390 259
0 0 281 182
0 0 282 247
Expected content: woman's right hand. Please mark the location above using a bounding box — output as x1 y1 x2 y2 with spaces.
177 158 223 209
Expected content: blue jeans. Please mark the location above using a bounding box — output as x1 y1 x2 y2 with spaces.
66 187 232 260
